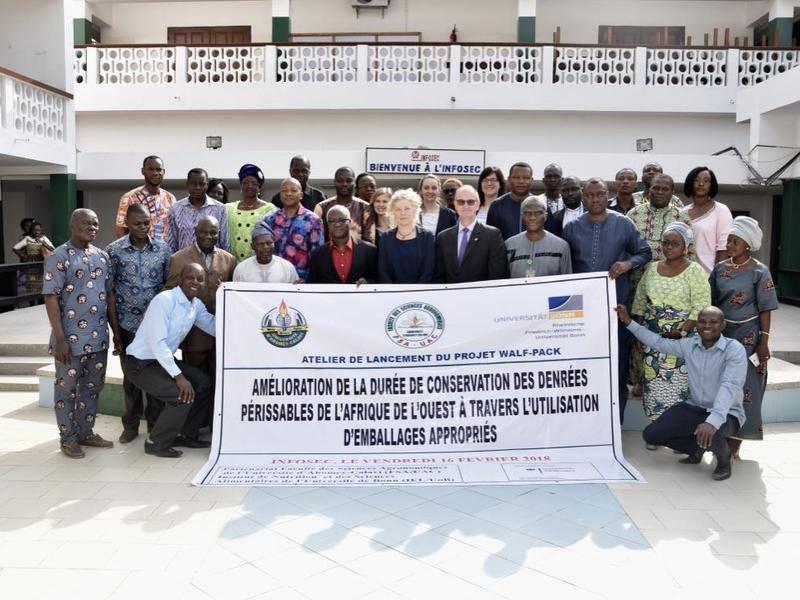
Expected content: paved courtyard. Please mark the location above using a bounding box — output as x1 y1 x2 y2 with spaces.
1 387 798 599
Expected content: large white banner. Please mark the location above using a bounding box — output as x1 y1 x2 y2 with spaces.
193 275 644 486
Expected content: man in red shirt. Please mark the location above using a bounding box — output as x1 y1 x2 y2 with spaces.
307 205 377 284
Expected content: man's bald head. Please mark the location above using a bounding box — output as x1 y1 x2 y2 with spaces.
71 208 97 224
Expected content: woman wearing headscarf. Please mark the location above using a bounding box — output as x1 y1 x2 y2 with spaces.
225 164 276 262
631 222 711 432
710 216 778 457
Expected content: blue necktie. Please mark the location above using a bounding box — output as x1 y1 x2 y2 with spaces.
457 227 469 266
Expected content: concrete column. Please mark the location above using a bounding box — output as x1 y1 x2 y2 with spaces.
517 0 536 43
50 174 77 246
272 0 291 43
768 0 793 46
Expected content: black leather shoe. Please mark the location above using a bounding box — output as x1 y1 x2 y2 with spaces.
172 436 211 449
679 450 704 464
712 462 732 481
144 441 183 458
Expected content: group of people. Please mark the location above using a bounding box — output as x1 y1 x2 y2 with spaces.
41 155 777 478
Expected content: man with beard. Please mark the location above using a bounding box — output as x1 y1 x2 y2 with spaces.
315 166 374 243
536 163 564 216
233 222 299 283
551 175 584 237
487 162 534 240
563 178 651 423
116 156 176 241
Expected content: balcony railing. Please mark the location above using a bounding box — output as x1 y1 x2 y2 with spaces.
73 44 800 89
1 67 70 143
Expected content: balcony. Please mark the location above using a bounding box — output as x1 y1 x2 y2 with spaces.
72 43 800 115
0 67 74 171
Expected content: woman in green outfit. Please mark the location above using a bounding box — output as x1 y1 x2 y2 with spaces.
631 222 711 434
226 164 276 262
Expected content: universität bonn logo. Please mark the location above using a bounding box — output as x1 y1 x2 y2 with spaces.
548 295 584 319
261 300 308 347
386 302 444 348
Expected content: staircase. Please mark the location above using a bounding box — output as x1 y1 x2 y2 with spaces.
0 341 51 392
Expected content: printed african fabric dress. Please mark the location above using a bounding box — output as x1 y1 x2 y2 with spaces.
632 261 710 420
710 260 778 440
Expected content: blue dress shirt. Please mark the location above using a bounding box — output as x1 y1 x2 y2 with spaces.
626 321 747 430
126 286 215 377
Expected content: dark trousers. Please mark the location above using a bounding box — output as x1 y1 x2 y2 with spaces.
181 349 215 428
618 321 631 424
643 402 740 464
122 355 212 450
120 328 163 432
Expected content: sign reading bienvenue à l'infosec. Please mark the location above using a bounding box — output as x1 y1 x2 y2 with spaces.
193 276 645 487
366 147 485 176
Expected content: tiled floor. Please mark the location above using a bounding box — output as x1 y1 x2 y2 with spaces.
1 391 798 598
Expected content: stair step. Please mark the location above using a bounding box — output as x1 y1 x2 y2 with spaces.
0 356 52 375
0 375 39 392
0 343 50 357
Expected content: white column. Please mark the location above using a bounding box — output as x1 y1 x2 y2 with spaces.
85 46 98 85
448 45 461 83
634 47 648 86
541 45 554 85
725 49 740 93
518 0 537 17
769 0 793 20
357 45 369 84
264 45 277 85
175 46 188 84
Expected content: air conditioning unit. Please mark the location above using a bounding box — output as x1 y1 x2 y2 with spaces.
353 0 391 9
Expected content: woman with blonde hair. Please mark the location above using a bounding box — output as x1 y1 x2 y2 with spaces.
378 189 436 283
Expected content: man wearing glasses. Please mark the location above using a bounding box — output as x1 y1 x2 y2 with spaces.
435 185 508 284
562 177 652 423
307 205 377 284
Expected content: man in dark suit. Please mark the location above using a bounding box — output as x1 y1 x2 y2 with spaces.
436 185 508 283
307 205 377 284
551 175 585 237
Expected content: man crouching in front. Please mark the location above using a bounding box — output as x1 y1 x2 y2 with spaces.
615 304 746 481
120 263 214 457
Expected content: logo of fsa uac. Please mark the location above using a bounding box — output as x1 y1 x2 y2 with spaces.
385 302 444 348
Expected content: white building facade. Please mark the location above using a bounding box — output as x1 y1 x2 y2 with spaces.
2 0 800 299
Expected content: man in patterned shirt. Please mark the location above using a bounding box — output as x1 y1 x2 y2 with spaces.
315 167 375 244
106 203 172 444
116 155 176 241
264 177 324 281
167 168 229 253
43 209 117 458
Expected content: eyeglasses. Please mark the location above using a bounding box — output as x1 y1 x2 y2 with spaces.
660 240 683 248
483 178 499 184
584 192 608 200
455 199 478 206
328 218 351 225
